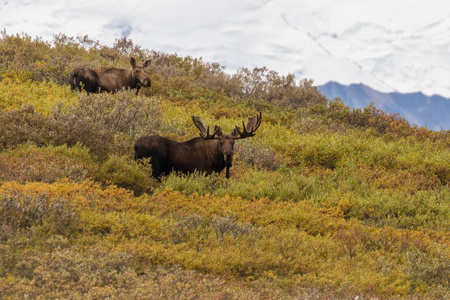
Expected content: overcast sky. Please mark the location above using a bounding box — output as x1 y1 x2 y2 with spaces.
2 0 450 96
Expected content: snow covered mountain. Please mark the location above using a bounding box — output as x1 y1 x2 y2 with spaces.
318 82 450 131
1 0 450 128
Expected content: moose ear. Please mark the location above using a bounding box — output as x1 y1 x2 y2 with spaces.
143 60 151 68
130 57 136 66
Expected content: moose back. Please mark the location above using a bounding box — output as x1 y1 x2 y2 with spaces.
70 57 151 95
134 113 262 179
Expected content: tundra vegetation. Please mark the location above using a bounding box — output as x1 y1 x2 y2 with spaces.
0 31 449 299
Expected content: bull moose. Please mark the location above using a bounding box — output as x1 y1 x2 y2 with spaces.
69 57 151 95
134 112 262 179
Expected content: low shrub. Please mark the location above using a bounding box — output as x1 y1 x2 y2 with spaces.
285 134 344 169
169 214 257 245
0 73 75 114
235 138 280 170
94 155 157 196
0 143 96 183
0 90 161 160
59 90 161 139
407 245 450 290
233 67 328 108
0 105 120 159
160 172 228 196
347 189 450 231
0 190 80 235
0 105 55 150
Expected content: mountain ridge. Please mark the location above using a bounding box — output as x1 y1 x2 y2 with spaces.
317 81 450 131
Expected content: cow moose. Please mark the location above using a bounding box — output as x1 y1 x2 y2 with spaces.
69 57 151 95
134 112 262 179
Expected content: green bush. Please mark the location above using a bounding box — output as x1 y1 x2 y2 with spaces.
95 155 157 196
289 134 344 170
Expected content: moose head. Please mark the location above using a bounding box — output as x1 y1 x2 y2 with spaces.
130 57 151 90
192 112 262 178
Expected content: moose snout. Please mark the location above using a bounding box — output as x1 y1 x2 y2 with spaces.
142 78 151 87
224 150 233 162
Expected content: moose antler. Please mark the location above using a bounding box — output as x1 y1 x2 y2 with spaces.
232 112 262 139
192 116 222 139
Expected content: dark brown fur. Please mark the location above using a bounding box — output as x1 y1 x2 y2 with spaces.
70 57 151 95
134 113 261 179
134 135 233 179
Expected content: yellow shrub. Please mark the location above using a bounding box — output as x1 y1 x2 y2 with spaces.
0 74 76 114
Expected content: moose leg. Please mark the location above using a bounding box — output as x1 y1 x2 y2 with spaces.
225 161 232 179
148 152 167 180
135 84 142 96
151 166 162 179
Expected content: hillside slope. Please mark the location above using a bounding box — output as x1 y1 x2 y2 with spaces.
0 33 449 299
3 1 450 98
